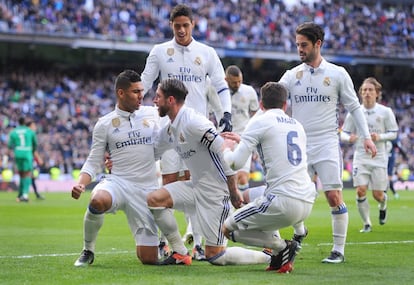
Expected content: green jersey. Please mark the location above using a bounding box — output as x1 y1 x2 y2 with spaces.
8 125 37 160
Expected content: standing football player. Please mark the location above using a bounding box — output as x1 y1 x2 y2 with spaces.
341 77 398 233
225 65 259 193
279 22 377 263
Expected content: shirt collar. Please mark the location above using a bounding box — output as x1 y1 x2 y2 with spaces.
265 108 286 116
115 105 135 119
302 57 327 74
363 104 377 115
172 38 193 52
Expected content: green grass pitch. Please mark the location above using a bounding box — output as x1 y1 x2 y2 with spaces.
1 189 413 285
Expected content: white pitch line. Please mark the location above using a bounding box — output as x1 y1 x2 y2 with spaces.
0 250 134 259
1 240 413 259
317 240 414 246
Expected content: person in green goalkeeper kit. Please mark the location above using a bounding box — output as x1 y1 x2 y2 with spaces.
8 117 38 202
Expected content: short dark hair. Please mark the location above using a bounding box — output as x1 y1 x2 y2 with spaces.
170 4 193 22
296 22 325 45
158 78 188 103
114 69 141 92
225 65 242 77
18 117 26 126
260 82 287 109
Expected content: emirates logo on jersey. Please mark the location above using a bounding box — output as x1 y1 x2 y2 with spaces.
194 57 202 65
167 48 174 56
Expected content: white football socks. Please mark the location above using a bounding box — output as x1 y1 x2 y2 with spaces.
83 209 104 253
150 208 188 255
331 203 348 255
209 246 270 265
357 196 371 226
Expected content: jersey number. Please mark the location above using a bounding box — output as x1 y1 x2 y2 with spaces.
287 131 302 166
18 133 26 146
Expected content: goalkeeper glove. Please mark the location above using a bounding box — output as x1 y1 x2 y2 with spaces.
219 112 232 132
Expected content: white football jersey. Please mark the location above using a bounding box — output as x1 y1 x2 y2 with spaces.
155 106 235 193
231 83 259 134
225 109 316 203
279 58 362 142
80 105 160 189
142 38 231 117
342 103 398 167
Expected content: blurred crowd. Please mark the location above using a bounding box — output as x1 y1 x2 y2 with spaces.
0 0 413 57
0 69 115 175
0 68 413 181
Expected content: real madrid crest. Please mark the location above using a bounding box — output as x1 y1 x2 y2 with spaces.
167 48 174 56
323 77 331 86
112 117 120 128
143 119 149 128
179 133 185 143
296 71 303 80
194 57 202 66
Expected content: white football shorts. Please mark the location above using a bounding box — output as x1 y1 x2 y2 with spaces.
91 175 159 246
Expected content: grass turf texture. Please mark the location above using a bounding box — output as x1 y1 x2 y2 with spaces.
0 189 413 285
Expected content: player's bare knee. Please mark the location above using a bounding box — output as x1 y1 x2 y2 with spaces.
325 190 343 207
89 190 112 212
89 197 109 213
372 190 384 202
147 189 172 208
356 185 368 198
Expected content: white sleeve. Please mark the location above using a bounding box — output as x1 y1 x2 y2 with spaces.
379 131 398 141
379 107 399 141
209 134 236 176
153 125 173 160
350 107 371 139
340 131 351 143
206 84 223 122
206 48 231 114
223 141 252 171
141 47 160 95
340 113 355 142
248 86 259 113
80 120 107 181
190 119 236 176
224 117 258 170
